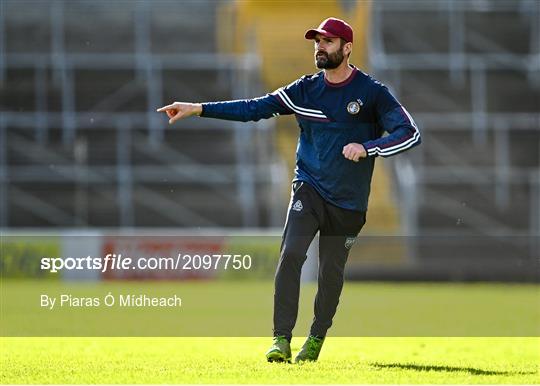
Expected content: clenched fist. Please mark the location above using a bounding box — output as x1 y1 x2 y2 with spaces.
156 102 202 124
342 143 367 162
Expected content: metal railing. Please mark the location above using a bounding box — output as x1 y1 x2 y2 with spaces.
0 0 288 228
370 0 540 239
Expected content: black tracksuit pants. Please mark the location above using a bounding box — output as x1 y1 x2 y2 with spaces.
273 181 367 340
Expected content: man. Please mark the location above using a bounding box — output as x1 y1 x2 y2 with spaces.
157 17 421 363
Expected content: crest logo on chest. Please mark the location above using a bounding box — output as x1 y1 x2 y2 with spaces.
346 99 363 115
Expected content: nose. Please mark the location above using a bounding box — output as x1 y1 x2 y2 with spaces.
315 39 330 52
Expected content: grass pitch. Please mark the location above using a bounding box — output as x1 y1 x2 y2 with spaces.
1 337 539 384
1 280 539 383
2 280 538 336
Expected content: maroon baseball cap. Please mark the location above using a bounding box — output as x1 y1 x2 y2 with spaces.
305 17 354 43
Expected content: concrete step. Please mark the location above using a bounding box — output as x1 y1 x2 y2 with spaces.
486 70 540 113
465 11 532 55
7 182 275 227
382 10 450 53
419 129 540 168
395 69 539 114
3 0 219 54
6 127 239 166
381 9 531 55
0 69 63 112
418 184 531 231
2 67 234 113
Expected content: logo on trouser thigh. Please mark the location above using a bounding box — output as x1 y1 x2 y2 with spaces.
344 236 357 249
292 200 303 212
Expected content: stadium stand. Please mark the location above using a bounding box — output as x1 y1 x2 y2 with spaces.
351 0 539 280
1 0 285 228
371 0 539 236
1 0 538 281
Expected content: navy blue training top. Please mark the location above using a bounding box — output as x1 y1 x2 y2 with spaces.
201 66 421 212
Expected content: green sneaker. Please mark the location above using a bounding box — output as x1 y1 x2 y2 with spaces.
294 335 325 363
265 336 292 363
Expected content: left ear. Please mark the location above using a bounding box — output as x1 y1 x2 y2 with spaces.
344 42 352 56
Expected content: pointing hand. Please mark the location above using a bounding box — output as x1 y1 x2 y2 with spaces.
156 102 202 124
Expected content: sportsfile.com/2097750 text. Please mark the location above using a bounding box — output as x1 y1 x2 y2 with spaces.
40 253 252 273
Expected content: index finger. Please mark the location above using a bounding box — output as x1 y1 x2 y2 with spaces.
156 104 175 112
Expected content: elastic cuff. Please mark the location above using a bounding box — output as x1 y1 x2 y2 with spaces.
361 143 377 157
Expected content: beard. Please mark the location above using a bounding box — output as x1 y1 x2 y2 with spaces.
315 48 345 69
